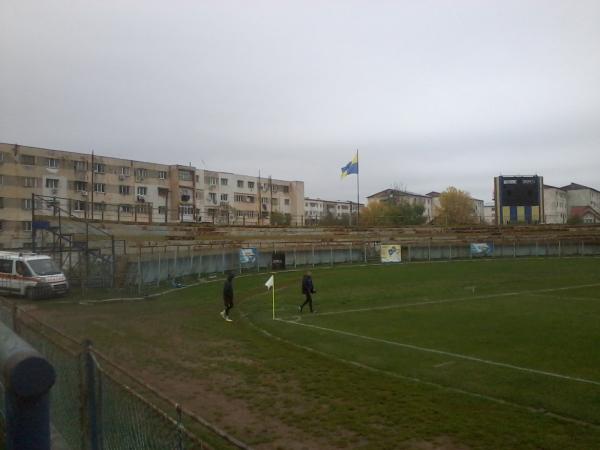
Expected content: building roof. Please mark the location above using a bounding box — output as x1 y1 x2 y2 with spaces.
426 191 441 197
543 184 565 191
367 188 430 199
570 206 600 218
560 183 600 193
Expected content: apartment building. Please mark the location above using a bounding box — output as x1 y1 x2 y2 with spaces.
304 198 363 224
367 189 433 222
560 183 600 224
0 143 305 247
202 171 304 225
543 185 568 224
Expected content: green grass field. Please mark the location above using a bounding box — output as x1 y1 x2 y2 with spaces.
36 258 600 449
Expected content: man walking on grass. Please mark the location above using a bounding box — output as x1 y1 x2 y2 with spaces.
221 273 235 322
299 271 316 313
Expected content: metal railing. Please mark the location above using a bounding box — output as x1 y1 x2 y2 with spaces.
0 318 55 450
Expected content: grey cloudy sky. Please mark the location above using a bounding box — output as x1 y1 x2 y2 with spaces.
1 0 599 203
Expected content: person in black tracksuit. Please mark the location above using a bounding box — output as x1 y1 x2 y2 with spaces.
299 271 316 313
221 273 235 322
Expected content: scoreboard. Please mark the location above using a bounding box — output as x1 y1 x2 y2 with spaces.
494 176 544 225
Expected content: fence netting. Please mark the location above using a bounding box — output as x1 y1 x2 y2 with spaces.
0 298 247 450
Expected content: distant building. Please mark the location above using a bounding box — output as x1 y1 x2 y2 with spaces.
560 183 600 215
367 189 433 222
569 206 600 224
304 198 363 225
493 175 544 225
484 204 496 225
0 143 304 248
543 185 568 224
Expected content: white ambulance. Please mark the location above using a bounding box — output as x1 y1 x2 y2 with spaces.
0 252 69 299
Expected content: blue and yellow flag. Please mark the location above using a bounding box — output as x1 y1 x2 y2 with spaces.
341 152 358 179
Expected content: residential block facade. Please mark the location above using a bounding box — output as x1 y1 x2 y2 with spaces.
0 143 304 248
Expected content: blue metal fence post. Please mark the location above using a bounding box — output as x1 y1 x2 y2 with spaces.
0 321 56 450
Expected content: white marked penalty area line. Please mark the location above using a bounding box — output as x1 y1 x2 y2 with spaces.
312 282 600 317
275 318 600 387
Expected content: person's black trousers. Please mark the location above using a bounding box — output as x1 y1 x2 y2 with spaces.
300 293 313 312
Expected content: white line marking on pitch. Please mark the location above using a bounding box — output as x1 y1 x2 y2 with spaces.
313 282 600 317
275 318 600 387
244 314 600 430
434 361 455 368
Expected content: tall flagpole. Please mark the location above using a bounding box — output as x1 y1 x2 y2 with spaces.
356 149 360 227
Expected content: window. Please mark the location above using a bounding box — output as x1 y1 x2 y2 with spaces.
180 205 194 215
135 168 148 178
22 221 32 232
75 181 87 191
221 178 228 186
94 183 105 193
119 185 131 195
283 186 289 193
24 177 36 187
247 195 255 203
208 192 217 203
136 204 149 214
120 205 132 214
234 194 244 202
0 198 3 208
158 187 169 196
119 167 129 176
93 202 105 211
73 200 86 211
205 176 218 185
178 170 193 181
0 259 12 274
22 199 32 210
93 163 105 173
137 186 147 196
284 199 290 206
158 171 167 180
247 181 255 189
158 206 166 215
47 158 59 168
46 178 59 189
74 160 87 171
0 175 3 185
271 198 278 206
237 180 244 188
0 152 4 163
20 155 35 165
220 194 228 201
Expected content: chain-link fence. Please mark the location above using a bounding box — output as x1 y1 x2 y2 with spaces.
0 298 251 450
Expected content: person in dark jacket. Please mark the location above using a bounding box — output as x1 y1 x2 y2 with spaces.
221 273 235 322
299 271 316 313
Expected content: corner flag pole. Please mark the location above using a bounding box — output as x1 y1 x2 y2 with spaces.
272 273 276 320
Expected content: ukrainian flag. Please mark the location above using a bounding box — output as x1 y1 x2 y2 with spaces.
341 152 359 178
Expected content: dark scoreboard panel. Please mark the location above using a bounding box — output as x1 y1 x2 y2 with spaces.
499 176 541 206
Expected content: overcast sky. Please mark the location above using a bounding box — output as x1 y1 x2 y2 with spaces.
1 1 599 203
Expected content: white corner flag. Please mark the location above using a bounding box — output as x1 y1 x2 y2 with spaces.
265 275 274 290
265 274 275 319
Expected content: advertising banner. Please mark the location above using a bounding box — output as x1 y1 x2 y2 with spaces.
239 248 257 265
380 245 402 263
470 243 493 257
